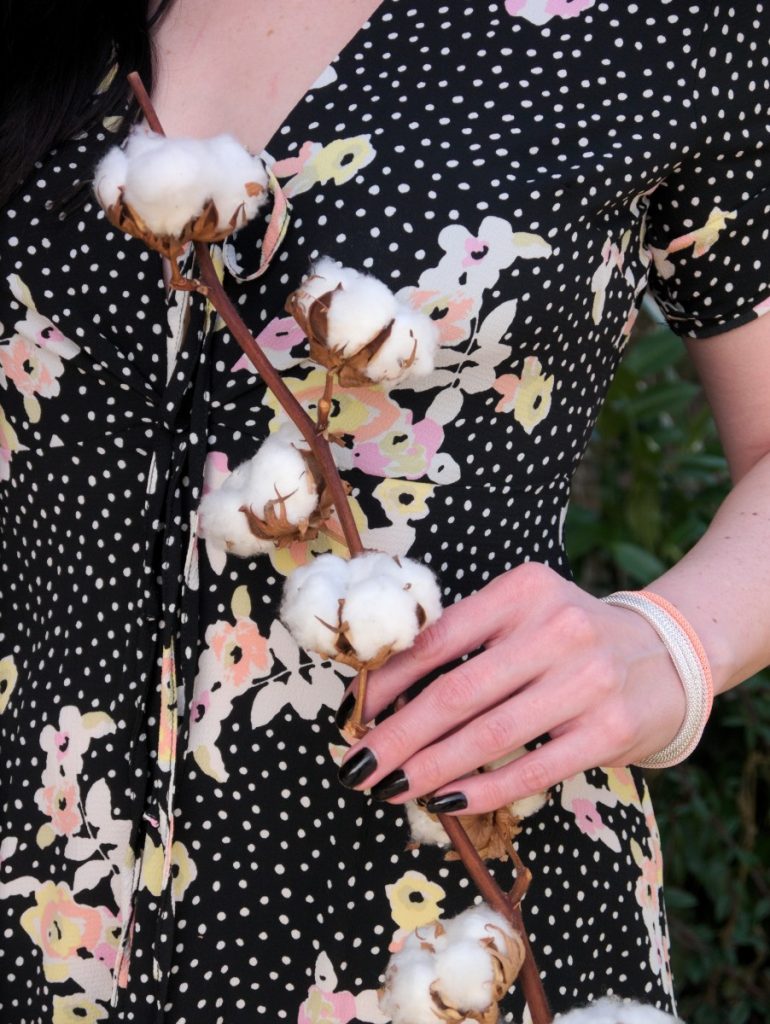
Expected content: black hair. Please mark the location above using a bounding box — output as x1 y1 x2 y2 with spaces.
0 0 174 208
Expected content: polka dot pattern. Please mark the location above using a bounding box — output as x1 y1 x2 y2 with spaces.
1 3 768 1022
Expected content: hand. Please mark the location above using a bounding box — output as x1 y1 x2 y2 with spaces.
337 562 688 814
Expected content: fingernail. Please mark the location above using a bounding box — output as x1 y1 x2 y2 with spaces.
426 792 468 814
335 692 355 729
371 769 409 801
338 748 378 788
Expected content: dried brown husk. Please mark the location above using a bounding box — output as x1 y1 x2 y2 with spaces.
239 448 339 548
285 284 399 385
407 803 523 862
103 184 265 289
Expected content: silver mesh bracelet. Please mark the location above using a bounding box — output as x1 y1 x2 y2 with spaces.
602 590 713 769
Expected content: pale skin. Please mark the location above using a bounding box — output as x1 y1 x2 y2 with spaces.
153 1 770 813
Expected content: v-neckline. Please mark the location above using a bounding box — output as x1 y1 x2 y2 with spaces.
256 0 392 160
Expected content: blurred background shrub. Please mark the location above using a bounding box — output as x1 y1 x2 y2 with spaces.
566 301 770 1024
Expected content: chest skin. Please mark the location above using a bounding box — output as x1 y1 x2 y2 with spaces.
151 0 385 153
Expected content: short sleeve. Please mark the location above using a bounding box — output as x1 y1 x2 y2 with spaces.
645 7 770 339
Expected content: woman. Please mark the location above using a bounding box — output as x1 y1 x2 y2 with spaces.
1 1 768 1021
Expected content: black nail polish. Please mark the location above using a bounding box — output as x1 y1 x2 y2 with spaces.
338 748 378 788
371 769 409 801
426 791 468 814
335 692 355 729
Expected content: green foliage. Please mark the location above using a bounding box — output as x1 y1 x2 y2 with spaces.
566 306 770 1023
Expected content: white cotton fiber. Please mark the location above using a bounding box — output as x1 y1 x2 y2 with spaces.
304 256 357 298
197 488 273 557
205 134 269 230
366 307 439 383
379 948 443 1024
326 274 399 357
442 905 513 954
93 146 128 209
101 128 268 238
241 435 318 525
393 558 443 627
122 136 214 236
280 571 344 657
405 801 451 848
346 551 401 587
342 576 420 662
556 997 682 1024
432 940 495 1014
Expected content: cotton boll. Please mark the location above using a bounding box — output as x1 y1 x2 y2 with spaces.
326 275 399 357
241 440 318 525
405 802 451 848
197 488 273 557
306 256 359 296
347 551 402 587
393 558 443 627
442 905 514 955
366 308 439 383
205 134 269 230
287 553 351 591
123 138 214 236
342 577 420 662
124 127 167 161
379 948 442 1024
432 941 495 1014
280 571 344 657
556 997 682 1024
94 146 128 209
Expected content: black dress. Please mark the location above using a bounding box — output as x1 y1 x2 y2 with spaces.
1 2 768 1022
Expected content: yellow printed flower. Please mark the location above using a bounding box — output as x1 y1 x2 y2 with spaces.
0 407 21 483
170 840 198 902
604 766 638 806
157 645 177 772
20 882 102 981
373 479 435 522
667 207 737 258
140 837 198 902
386 870 446 931
0 654 18 713
493 356 554 434
53 995 109 1024
281 136 376 196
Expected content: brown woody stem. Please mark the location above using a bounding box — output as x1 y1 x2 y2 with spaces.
439 816 552 1024
127 69 550 1024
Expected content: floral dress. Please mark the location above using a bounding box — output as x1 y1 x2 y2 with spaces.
1 2 769 1023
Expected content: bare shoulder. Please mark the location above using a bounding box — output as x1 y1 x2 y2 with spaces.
151 0 385 151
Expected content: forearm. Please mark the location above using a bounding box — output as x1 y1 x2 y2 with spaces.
647 448 770 695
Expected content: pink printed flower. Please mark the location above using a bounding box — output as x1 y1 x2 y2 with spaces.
545 0 594 17
232 315 306 372
20 882 102 974
35 781 81 837
352 412 443 479
408 289 475 344
0 337 58 399
462 236 491 268
570 798 606 838
206 618 269 689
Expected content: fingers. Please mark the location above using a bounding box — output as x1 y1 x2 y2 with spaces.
352 567 548 722
359 670 590 809
340 630 550 779
427 730 603 816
